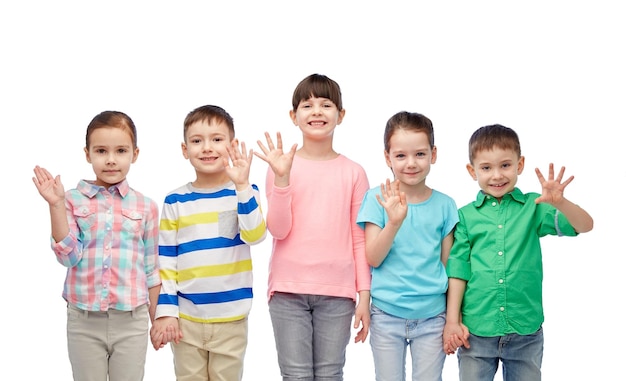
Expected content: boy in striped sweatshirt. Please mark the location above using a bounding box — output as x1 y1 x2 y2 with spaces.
150 105 267 381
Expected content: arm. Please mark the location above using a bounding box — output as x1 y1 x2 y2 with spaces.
535 164 594 233
365 179 407 268
440 230 454 267
443 277 470 354
353 290 371 343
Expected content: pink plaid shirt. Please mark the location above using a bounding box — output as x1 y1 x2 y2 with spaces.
51 179 160 311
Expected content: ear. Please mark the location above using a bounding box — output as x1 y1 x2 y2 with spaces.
181 142 189 159
289 110 297 126
517 156 525 174
132 147 139 164
466 163 477 181
431 145 438 164
336 109 346 125
384 150 392 168
84 147 91 163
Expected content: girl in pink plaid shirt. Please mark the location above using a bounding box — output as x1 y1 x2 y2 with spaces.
32 110 161 381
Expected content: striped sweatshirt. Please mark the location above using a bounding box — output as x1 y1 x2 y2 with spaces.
155 182 267 323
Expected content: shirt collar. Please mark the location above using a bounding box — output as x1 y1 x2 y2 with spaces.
77 179 130 198
473 187 525 207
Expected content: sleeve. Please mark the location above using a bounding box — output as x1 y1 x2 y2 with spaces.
237 184 267 245
352 166 371 292
155 197 180 319
446 209 472 281
264 166 293 240
51 192 84 268
443 195 459 238
143 198 161 289
356 188 384 229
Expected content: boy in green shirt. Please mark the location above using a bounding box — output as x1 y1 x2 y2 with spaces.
444 124 593 381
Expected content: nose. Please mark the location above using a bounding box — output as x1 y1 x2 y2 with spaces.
106 152 116 165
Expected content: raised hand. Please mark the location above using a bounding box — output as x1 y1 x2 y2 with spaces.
254 132 297 179
534 163 574 205
32 165 65 206
224 139 253 190
375 179 407 225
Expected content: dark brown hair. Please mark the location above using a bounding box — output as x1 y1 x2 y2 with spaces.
468 124 521 163
183 105 235 141
292 74 343 111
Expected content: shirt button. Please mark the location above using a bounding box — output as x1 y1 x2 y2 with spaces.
498 251 503 256
499 279 504 283
498 224 503 229
492 201 496 206
500 307 505 312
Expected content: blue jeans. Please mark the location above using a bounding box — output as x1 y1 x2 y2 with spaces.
269 292 355 381
369 304 446 381
457 328 544 381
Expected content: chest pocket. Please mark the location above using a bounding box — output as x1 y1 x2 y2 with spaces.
218 210 238 239
122 208 143 233
73 205 97 232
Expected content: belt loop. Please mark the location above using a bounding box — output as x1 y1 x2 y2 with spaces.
84 308 89 318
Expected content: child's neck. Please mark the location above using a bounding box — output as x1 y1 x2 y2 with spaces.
401 182 432 204
192 172 231 189
297 142 338 161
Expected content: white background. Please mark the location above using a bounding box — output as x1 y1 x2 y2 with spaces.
2 1 622 380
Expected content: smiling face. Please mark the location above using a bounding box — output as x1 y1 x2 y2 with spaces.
289 96 345 141
84 126 138 187
385 129 436 188
467 147 525 200
182 119 232 183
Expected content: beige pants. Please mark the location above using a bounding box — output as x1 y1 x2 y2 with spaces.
172 317 248 381
66 303 148 381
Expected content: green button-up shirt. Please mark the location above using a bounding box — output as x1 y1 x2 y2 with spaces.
446 188 577 337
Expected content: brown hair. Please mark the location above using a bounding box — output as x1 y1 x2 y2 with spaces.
383 111 434 152
183 105 235 142
292 74 343 111
468 124 521 163
86 111 137 149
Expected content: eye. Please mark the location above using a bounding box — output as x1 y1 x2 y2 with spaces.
117 148 128 154
502 163 511 169
191 138 201 144
417 152 426 157
481 166 490 171
96 148 106 154
395 154 405 159
213 137 224 142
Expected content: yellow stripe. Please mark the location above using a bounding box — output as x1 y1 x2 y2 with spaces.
240 221 267 243
163 259 252 282
160 212 219 231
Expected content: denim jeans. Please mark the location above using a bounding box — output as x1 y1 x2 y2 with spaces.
369 304 446 381
457 328 544 381
269 292 355 381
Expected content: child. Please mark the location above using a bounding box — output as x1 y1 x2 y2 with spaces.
149 105 267 381
443 124 594 381
356 111 458 381
32 110 161 381
254 73 371 380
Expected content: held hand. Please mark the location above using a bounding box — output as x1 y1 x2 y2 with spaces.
254 132 297 178
375 179 407 225
224 139 252 189
32 165 65 205
534 163 574 205
443 322 470 355
353 299 370 343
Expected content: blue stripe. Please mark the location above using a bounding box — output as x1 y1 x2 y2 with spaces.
159 235 244 257
158 294 179 305
179 288 253 304
164 189 236 204
238 197 259 215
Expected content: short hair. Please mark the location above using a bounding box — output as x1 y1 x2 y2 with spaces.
468 124 521 163
86 111 137 149
384 111 434 152
183 105 235 141
292 74 343 111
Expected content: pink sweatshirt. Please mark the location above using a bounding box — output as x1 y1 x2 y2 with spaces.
264 154 371 301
